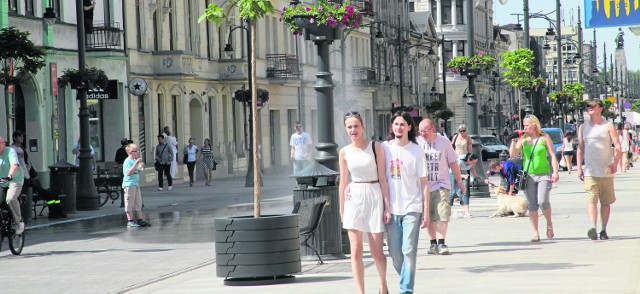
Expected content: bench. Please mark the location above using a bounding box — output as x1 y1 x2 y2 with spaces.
292 196 329 264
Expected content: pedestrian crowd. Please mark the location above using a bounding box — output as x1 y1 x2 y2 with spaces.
337 99 624 293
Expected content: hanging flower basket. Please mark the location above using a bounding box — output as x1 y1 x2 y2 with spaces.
447 53 496 75
234 88 270 106
293 15 343 41
280 0 362 40
58 67 109 90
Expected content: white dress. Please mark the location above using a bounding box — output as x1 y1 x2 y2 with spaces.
342 142 385 233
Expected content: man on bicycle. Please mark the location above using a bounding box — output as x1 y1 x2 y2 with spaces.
0 136 24 235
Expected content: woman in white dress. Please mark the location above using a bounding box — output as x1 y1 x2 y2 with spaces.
338 111 390 294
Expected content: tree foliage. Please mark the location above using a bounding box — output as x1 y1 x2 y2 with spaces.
0 27 45 86
499 48 544 89
199 0 274 24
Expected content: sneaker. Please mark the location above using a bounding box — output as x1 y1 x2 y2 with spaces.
127 221 140 228
587 228 598 240
437 244 450 255
168 186 173 191
599 230 609 240
158 187 163 191
137 220 151 227
15 220 24 235
427 243 439 255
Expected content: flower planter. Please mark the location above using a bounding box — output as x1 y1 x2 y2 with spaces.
293 15 343 41
214 214 301 285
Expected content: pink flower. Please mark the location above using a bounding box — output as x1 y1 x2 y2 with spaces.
318 5 323 10
306 7 311 11
310 18 315 23
279 17 282 22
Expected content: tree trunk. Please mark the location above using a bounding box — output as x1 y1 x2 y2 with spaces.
251 18 261 218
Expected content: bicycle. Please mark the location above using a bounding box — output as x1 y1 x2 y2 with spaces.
0 192 25 255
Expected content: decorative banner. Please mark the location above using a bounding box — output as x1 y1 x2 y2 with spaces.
585 0 640 28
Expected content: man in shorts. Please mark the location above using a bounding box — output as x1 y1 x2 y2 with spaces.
577 100 621 240
417 118 465 255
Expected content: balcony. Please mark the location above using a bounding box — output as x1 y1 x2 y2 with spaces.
352 67 377 87
266 54 301 82
86 23 124 51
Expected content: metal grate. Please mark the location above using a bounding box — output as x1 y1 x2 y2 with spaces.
352 67 378 86
86 23 123 50
266 54 302 79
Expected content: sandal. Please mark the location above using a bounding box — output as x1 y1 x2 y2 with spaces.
546 225 554 239
530 235 540 242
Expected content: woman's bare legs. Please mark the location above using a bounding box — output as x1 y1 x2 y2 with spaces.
529 210 540 241
564 155 573 173
368 232 388 294
348 230 365 294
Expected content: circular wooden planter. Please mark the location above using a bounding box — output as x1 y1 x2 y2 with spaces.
294 15 343 41
214 214 301 285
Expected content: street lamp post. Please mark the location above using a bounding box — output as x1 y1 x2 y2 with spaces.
224 18 259 188
75 0 99 210
465 0 489 197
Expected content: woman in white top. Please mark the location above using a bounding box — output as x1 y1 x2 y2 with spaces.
184 138 198 187
561 132 575 174
339 111 390 294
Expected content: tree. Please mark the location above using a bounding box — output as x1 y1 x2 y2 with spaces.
200 0 274 218
500 48 544 89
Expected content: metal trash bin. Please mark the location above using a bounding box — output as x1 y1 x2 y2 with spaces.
49 160 78 214
20 186 32 220
291 161 346 259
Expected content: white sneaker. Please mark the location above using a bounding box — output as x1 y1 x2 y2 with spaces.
158 187 163 191
168 186 173 190
15 221 24 235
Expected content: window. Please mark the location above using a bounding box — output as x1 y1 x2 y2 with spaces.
441 1 451 24
8 0 17 13
205 0 212 58
456 1 463 24
135 2 142 49
88 100 104 162
103 0 112 25
431 1 437 24
457 40 466 57
24 0 34 15
444 40 452 63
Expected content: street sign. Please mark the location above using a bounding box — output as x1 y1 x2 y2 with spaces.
607 96 616 103
624 101 632 110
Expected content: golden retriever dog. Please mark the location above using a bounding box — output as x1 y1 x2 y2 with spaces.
489 185 528 218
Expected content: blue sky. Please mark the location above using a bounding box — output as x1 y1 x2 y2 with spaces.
493 0 639 71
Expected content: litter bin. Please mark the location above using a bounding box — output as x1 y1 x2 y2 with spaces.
49 160 78 214
292 161 346 260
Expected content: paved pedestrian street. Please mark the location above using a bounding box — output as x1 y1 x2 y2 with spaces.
3 167 640 293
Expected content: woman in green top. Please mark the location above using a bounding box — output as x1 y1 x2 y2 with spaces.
509 115 560 242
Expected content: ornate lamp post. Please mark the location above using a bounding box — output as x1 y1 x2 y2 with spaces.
75 0 99 210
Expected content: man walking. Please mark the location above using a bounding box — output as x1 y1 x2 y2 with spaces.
290 122 313 173
417 118 465 256
155 135 173 191
163 126 178 179
577 100 622 240
383 111 429 294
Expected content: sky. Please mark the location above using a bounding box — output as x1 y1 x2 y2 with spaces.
493 0 640 71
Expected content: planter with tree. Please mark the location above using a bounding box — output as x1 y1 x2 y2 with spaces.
280 0 363 41
58 67 109 90
201 1 302 285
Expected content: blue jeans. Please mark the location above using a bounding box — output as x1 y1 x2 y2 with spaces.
386 212 421 293
449 172 470 205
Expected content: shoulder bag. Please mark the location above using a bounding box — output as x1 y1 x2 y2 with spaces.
451 134 458 150
516 138 539 191
155 144 168 171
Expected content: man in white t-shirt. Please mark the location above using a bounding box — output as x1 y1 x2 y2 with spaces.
72 138 96 171
417 118 465 256
383 112 429 294
290 123 313 173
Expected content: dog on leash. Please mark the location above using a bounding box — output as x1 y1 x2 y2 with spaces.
489 185 528 218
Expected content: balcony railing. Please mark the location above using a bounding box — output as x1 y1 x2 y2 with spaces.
352 67 377 86
266 54 301 79
86 23 124 51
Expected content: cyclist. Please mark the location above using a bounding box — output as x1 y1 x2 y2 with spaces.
0 136 25 235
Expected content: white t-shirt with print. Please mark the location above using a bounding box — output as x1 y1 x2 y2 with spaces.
383 140 427 215
290 132 313 160
417 136 458 192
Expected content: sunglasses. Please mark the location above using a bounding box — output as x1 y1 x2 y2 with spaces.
459 130 467 132
343 111 360 118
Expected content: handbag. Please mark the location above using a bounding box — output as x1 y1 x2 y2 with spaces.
29 166 37 179
154 160 161 171
212 160 218 170
183 152 188 164
516 138 539 191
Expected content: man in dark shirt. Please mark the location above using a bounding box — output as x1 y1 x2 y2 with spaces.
115 138 132 165
83 0 95 34
485 159 521 195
